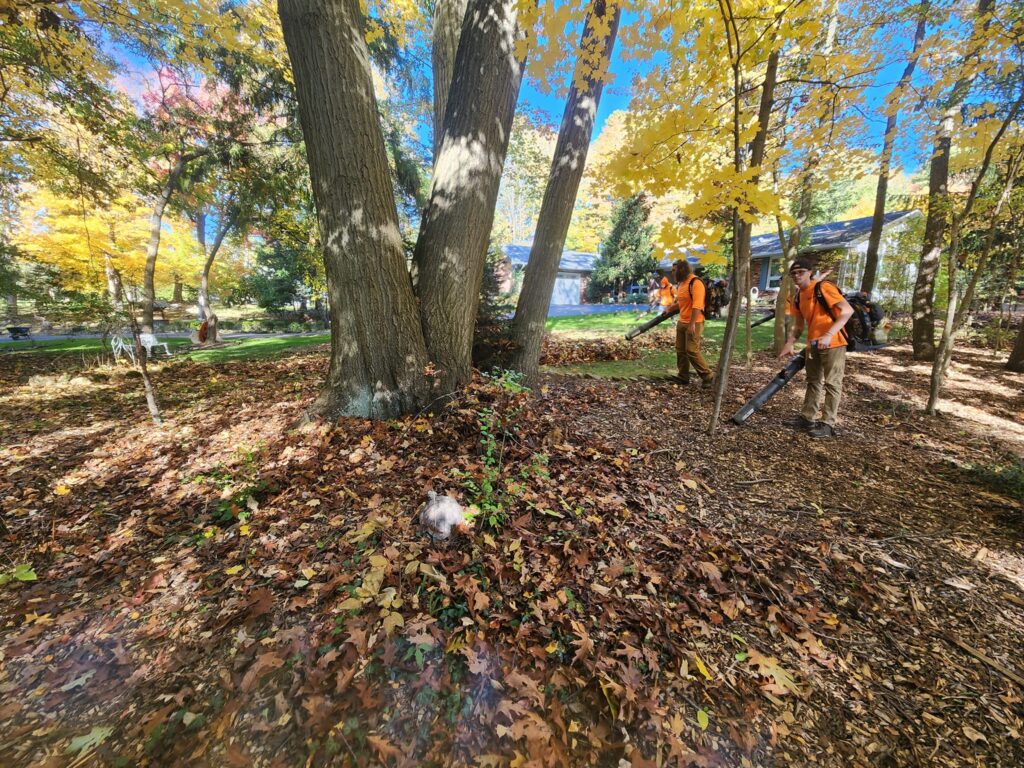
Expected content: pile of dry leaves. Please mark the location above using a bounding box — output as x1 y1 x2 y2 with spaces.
0 342 1022 767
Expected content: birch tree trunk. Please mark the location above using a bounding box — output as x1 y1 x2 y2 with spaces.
278 0 432 418
432 0 470 162
509 0 621 379
414 0 528 393
861 7 927 296
911 0 993 360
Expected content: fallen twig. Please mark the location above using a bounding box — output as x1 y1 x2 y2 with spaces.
942 633 1024 689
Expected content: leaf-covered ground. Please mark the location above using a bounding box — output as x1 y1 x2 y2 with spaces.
1 339 1022 767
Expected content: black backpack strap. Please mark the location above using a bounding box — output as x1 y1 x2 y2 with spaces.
814 281 848 344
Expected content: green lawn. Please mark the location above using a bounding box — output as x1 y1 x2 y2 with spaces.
545 309 663 337
183 334 330 363
1 334 330 364
544 318 776 378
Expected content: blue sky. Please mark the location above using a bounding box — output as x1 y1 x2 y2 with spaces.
515 12 929 177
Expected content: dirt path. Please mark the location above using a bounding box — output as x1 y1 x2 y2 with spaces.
0 344 1021 767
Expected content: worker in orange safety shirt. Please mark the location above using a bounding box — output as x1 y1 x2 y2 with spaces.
666 259 714 388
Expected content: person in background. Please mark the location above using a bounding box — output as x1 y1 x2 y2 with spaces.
667 260 714 388
657 275 676 313
778 257 853 438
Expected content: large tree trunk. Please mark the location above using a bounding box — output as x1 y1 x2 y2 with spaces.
278 0 432 418
1008 317 1024 372
4 294 16 319
509 0 621 379
910 125 951 361
709 48 780 434
414 0 528 393
432 0 470 162
861 7 927 296
911 0 993 360
142 157 186 334
172 279 183 304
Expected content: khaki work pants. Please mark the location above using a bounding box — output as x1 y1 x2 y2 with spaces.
800 344 846 426
675 322 712 381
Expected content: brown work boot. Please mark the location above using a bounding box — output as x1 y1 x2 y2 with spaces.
669 375 690 385
700 375 715 389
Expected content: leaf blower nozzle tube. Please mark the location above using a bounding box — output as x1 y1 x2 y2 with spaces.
730 350 807 425
625 308 679 340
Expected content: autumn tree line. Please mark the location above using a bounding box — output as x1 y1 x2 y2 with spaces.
2 0 1023 425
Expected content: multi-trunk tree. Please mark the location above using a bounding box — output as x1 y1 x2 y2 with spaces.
278 0 532 416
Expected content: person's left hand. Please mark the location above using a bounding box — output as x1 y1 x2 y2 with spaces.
688 321 697 338
815 332 833 349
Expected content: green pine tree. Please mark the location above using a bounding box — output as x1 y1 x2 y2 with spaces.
588 194 657 299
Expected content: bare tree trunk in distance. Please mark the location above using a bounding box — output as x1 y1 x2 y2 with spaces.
112 270 162 425
414 0 528 393
196 209 236 344
861 6 927 296
278 0 431 418
172 279 183 304
1008 317 1024 372
4 293 16 319
432 0 470 162
709 47 780 434
912 0 993 360
142 157 186 334
926 112 1023 413
509 0 621 379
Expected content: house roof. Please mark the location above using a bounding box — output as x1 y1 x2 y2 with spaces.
502 243 599 273
750 209 919 260
656 210 919 268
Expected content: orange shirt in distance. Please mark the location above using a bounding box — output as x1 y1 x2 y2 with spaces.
658 277 676 307
676 274 705 323
789 280 846 349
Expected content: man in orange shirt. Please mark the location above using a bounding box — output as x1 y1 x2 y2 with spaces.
668 260 713 388
779 257 854 438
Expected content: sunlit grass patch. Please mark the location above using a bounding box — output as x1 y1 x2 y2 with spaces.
544 320 775 378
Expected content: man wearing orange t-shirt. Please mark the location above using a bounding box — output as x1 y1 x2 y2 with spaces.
779 257 853 438
668 260 713 387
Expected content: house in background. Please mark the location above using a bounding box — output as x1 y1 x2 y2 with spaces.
658 210 922 298
749 210 922 295
499 243 600 306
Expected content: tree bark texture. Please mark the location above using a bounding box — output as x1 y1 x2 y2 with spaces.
432 0 470 162
279 0 432 418
912 0 993 360
142 158 185 334
509 0 621 379
5 293 17 318
861 7 927 296
709 48 780 434
1008 317 1024 372
414 0 527 393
